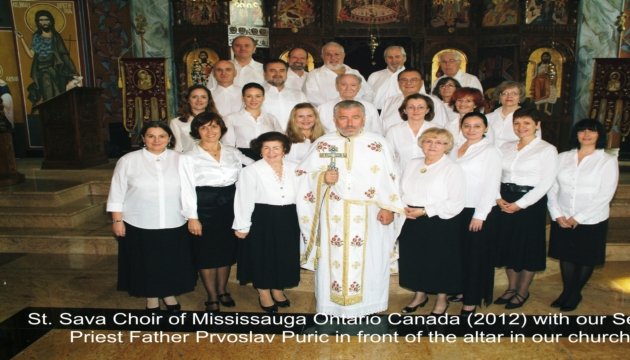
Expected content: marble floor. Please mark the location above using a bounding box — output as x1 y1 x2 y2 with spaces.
2 253 630 359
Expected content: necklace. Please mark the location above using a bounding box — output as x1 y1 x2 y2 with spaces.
202 143 221 157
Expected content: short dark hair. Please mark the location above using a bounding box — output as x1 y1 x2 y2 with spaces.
569 119 607 149
242 82 265 96
288 47 308 58
431 76 461 99
398 93 435 121
139 121 175 148
250 131 291 155
264 59 288 71
461 111 488 129
397 68 423 81
513 106 544 124
190 112 228 140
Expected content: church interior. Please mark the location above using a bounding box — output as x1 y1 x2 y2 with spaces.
1 0 630 358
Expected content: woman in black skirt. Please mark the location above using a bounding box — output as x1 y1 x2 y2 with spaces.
547 119 618 311
494 107 558 309
180 112 253 312
399 128 466 316
107 121 196 312
450 112 502 316
233 132 301 313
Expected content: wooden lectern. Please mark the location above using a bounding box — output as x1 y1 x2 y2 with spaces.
34 87 108 169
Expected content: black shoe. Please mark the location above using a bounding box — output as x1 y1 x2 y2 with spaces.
430 302 449 316
401 296 429 313
550 295 566 308
259 298 278 313
218 293 236 307
560 295 582 312
162 299 181 314
493 289 516 305
205 300 220 313
272 294 291 308
448 295 463 303
505 293 529 310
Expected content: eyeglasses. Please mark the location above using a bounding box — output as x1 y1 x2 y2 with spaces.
440 83 456 88
439 59 459 64
500 91 520 97
398 78 421 83
421 139 448 146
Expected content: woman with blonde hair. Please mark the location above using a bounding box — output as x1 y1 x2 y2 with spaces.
285 102 325 163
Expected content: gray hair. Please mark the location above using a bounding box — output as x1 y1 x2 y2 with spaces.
439 50 461 62
495 81 526 102
335 73 362 86
322 41 345 56
333 100 365 118
384 45 407 60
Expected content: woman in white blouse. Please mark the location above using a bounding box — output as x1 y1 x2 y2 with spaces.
446 87 493 147
431 76 461 120
285 103 325 164
494 107 558 309
386 93 440 172
170 85 218 153
450 112 502 316
399 128 465 316
547 119 618 311
107 122 196 312
486 81 537 148
233 132 301 313
222 82 284 160
179 112 253 313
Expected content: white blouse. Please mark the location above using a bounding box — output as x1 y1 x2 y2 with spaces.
233 160 299 232
286 140 313 164
385 120 439 172
179 144 253 219
106 149 186 229
222 109 284 148
401 155 466 219
486 107 542 148
451 138 502 220
499 138 558 209
169 117 197 153
547 149 618 224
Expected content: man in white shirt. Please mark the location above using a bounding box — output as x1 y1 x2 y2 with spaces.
430 50 483 93
317 73 382 134
285 47 308 91
207 60 243 116
381 68 449 131
367 45 406 110
304 42 374 106
297 100 404 317
261 59 307 130
207 36 264 88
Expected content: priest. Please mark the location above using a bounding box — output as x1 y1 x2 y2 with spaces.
296 100 404 317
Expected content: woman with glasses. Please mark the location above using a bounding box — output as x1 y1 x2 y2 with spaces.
385 93 440 171
431 76 461 119
486 81 541 148
398 128 465 316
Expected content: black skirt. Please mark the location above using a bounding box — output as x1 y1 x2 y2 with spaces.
117 223 196 298
548 219 608 266
237 203 300 289
495 188 547 271
398 213 462 294
459 207 496 307
191 185 238 269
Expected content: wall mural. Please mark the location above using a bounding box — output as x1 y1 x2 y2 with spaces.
525 47 564 116
186 48 219 86
336 0 409 24
11 0 83 147
274 0 316 29
482 0 518 27
525 0 568 25
430 0 470 32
